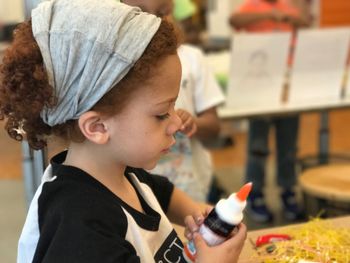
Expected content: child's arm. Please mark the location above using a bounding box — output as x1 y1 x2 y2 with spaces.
195 107 221 140
229 11 276 29
166 187 211 226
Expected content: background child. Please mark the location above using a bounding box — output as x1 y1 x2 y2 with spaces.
0 0 246 262
123 0 226 203
173 0 202 45
229 0 310 223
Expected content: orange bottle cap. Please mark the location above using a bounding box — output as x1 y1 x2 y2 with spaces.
236 182 253 202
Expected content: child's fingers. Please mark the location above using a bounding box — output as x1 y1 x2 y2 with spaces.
235 223 247 240
184 214 202 230
204 206 213 216
185 124 197 138
176 109 189 121
181 119 197 137
181 117 192 129
184 227 193 240
184 215 200 240
229 223 247 240
224 223 247 249
193 209 205 225
192 232 208 251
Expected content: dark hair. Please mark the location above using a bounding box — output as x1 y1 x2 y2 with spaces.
0 19 179 150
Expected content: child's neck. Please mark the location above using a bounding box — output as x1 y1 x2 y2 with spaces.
64 143 127 191
62 142 144 213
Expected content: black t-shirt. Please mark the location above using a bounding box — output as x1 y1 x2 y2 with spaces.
18 151 186 263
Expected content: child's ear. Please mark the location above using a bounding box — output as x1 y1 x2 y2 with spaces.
78 111 109 144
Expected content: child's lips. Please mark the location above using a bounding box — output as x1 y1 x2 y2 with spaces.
162 140 175 153
161 148 170 154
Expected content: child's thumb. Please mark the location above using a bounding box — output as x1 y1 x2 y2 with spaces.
193 232 206 250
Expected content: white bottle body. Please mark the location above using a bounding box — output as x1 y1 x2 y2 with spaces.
183 193 246 262
199 221 228 246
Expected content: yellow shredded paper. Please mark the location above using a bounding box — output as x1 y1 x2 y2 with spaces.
251 218 350 263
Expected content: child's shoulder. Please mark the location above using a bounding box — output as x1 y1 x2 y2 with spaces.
177 44 206 75
41 165 128 225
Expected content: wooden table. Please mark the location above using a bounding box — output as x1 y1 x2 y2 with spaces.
299 164 350 217
174 215 350 262
218 99 350 120
299 164 350 202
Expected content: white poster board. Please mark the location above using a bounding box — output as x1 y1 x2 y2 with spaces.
225 32 291 109
289 28 350 106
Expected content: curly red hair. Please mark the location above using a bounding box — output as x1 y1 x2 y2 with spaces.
0 19 179 150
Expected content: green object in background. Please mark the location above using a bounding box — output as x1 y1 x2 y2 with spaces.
216 73 228 94
173 0 197 21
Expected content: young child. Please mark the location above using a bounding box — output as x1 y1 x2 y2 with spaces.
123 0 226 203
0 0 246 262
229 0 308 223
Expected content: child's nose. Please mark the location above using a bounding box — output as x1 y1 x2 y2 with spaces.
166 113 182 136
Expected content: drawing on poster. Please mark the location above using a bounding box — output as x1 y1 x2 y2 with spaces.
226 32 291 109
238 49 273 88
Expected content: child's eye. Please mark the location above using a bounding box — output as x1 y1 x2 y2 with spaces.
156 113 170 120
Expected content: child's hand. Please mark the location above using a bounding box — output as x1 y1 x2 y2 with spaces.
185 204 213 240
193 223 247 263
176 109 197 138
184 205 212 241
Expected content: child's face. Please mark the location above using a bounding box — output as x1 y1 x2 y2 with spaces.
123 0 173 17
105 54 182 170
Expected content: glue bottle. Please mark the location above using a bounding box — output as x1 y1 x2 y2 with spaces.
183 182 252 262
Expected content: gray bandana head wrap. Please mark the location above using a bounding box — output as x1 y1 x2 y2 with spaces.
31 0 161 126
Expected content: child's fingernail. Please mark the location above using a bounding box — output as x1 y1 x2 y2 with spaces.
196 217 203 224
191 225 198 232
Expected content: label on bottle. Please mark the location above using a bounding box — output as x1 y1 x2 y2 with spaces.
183 240 196 263
199 224 226 246
203 209 235 238
183 204 242 262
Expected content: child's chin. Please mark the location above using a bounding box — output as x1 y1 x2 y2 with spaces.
142 161 158 171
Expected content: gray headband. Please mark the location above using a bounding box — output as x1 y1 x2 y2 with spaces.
31 0 161 126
